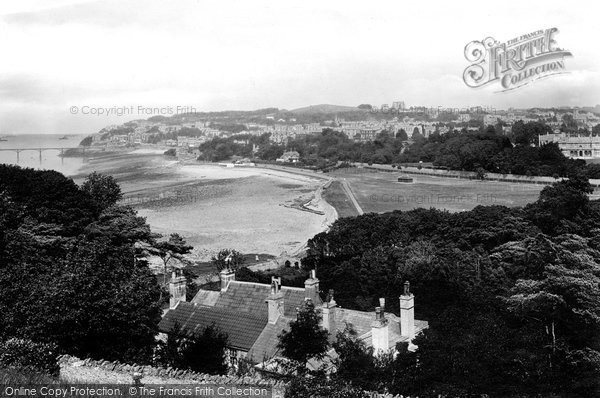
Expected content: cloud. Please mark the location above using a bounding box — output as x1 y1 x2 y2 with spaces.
0 0 599 135
2 0 149 28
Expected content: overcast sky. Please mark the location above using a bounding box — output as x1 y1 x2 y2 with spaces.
0 0 599 135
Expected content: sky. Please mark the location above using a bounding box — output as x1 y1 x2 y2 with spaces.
0 0 599 135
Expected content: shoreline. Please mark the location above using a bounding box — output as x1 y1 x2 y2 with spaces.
71 150 339 262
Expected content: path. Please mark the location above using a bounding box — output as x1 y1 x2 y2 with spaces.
340 178 364 215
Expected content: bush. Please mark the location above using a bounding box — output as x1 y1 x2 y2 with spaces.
164 148 177 156
0 338 59 377
286 376 369 398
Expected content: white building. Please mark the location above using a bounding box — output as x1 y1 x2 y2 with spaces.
539 132 600 159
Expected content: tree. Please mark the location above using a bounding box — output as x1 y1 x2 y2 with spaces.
79 136 93 147
81 172 123 210
285 376 370 398
525 175 593 234
156 233 193 286
156 323 229 375
475 167 487 180
179 324 228 374
0 165 162 364
83 205 153 246
412 128 424 141
211 249 245 272
332 326 379 390
278 299 329 368
396 129 408 141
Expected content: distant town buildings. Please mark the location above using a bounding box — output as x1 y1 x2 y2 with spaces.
539 132 600 159
89 104 600 152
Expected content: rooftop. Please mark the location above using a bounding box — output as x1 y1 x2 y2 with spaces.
192 280 322 318
158 302 268 351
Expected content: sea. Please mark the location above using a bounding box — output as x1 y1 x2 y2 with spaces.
0 134 88 176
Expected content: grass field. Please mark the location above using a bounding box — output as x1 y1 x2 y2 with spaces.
322 180 360 218
328 168 549 214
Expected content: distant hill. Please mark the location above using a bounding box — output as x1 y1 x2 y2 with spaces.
290 104 367 114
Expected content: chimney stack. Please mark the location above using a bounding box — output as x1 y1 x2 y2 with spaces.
371 306 389 354
266 277 284 324
400 281 415 339
169 270 187 309
220 267 236 292
304 269 319 303
322 289 337 335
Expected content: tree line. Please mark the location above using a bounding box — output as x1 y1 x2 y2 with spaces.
298 175 600 396
0 165 228 377
196 122 600 179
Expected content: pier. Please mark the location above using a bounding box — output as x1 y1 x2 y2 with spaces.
0 147 86 163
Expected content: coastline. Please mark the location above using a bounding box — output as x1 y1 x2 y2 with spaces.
71 149 339 262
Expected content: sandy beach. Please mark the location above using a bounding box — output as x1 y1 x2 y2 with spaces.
74 149 337 261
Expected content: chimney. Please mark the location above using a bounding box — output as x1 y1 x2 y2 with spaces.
321 289 337 334
220 267 236 292
266 277 284 324
169 270 187 309
400 281 415 339
304 269 319 303
371 306 389 354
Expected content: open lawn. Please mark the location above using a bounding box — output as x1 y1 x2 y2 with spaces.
329 168 551 213
322 180 359 218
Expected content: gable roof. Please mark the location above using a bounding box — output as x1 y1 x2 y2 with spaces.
158 302 268 351
193 281 321 318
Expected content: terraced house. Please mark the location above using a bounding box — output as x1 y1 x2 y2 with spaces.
159 269 427 370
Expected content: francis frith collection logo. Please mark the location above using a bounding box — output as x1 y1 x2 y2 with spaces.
463 28 572 91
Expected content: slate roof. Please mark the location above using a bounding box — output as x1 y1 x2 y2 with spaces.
158 302 268 351
247 316 291 363
332 308 429 349
194 281 322 318
191 290 220 306
164 280 428 365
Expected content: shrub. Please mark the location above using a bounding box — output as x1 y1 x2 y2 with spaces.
0 338 60 377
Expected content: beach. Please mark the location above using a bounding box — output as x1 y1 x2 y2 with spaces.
71 149 337 262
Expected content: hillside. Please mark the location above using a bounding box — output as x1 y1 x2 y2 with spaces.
290 104 367 114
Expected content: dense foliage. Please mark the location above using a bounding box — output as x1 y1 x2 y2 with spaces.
302 175 600 396
155 323 228 375
196 122 600 178
0 338 59 377
400 123 589 177
0 165 162 364
278 300 329 367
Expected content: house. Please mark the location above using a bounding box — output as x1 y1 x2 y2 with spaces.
275 151 300 163
539 132 600 159
159 269 428 371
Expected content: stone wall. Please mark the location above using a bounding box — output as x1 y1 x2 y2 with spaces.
58 355 285 387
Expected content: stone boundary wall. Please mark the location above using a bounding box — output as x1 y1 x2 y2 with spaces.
58 355 286 386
